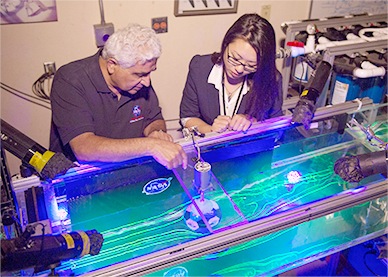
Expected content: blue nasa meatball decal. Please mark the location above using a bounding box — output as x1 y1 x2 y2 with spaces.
142 177 173 195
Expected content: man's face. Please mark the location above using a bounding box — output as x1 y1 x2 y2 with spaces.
108 59 157 95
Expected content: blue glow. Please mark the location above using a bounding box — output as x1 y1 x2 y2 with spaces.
287 171 302 184
58 207 68 220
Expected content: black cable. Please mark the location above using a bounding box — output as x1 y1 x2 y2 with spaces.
298 57 305 95
32 73 52 100
13 216 24 236
363 249 381 277
1 82 50 104
33 222 46 275
1 85 51 110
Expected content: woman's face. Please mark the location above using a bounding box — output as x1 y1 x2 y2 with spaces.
223 38 257 82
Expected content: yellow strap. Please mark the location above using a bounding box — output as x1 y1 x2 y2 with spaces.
301 90 308 97
77 231 90 257
61 233 75 249
29 151 55 173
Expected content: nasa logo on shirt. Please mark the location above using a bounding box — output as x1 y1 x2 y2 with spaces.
130 105 144 123
133 105 141 117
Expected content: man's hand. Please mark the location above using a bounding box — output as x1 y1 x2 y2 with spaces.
211 115 231 133
148 130 173 142
69 132 187 170
228 114 254 132
149 139 188 170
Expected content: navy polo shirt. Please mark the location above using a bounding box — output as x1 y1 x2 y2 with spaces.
50 50 163 161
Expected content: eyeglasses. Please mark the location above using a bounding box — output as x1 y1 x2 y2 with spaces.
227 51 257 73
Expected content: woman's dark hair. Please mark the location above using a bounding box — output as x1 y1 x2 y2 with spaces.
211 13 279 121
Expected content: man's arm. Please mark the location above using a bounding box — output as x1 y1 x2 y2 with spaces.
69 132 187 169
144 119 173 142
185 118 212 134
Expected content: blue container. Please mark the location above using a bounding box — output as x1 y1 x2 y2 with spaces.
359 75 387 104
331 74 386 105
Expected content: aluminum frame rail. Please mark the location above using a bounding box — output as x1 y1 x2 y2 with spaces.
81 179 388 277
178 97 376 154
43 98 381 181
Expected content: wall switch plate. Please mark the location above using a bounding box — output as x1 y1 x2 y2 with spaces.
152 17 167 34
94 23 114 48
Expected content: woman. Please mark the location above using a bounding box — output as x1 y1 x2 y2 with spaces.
180 14 283 134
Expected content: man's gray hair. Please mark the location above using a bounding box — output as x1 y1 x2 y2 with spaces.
102 23 162 69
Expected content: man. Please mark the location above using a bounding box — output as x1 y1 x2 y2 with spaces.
50 23 187 170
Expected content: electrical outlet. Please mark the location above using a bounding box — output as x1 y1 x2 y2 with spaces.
44 62 56 76
94 23 114 48
152 17 167 34
261 5 271 21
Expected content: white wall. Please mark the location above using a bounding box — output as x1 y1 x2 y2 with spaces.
1 0 311 176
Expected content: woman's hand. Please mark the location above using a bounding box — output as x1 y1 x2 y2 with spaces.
211 115 231 133
228 114 255 132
